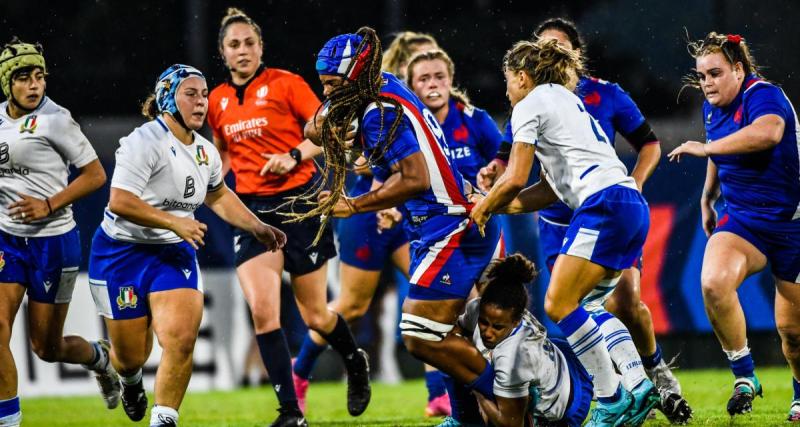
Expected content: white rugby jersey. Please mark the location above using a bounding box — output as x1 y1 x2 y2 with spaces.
511 84 636 209
459 298 572 421
101 118 223 244
0 97 98 237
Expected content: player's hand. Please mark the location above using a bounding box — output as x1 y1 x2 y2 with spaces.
469 200 491 237
170 217 208 249
318 190 357 218
477 160 506 192
251 222 286 252
304 113 326 146
353 155 372 176
376 208 402 232
668 141 708 162
8 193 51 223
260 153 298 176
700 201 718 237
472 391 491 424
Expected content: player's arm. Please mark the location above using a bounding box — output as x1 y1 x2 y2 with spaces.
204 184 285 251
260 139 323 176
621 122 661 191
212 135 231 176
499 170 558 214
700 159 721 237
474 392 527 427
668 114 784 161
10 159 106 223
470 142 535 229
107 188 207 249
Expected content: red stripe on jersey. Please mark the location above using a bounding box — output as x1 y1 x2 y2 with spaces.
416 225 468 287
381 93 469 209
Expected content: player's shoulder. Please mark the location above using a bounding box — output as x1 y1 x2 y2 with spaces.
122 119 169 149
263 67 311 88
36 97 74 124
209 80 233 103
743 77 783 101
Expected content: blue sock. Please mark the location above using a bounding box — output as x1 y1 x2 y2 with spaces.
467 361 495 400
0 396 20 417
425 370 447 401
293 334 327 380
793 378 800 401
641 344 663 370
729 354 755 378
256 331 299 411
443 374 482 423
597 384 622 404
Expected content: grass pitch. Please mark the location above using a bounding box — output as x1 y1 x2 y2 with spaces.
20 366 799 426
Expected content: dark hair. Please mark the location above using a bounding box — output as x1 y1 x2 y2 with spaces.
683 32 759 90
480 253 537 321
533 17 584 51
284 27 403 245
141 94 157 119
217 7 263 51
503 38 583 87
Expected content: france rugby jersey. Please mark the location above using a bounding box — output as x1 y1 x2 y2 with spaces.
360 72 471 219
441 99 503 186
704 74 800 222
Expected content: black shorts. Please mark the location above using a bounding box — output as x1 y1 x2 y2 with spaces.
235 181 337 275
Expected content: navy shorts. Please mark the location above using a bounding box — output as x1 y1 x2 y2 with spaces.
551 338 593 426
88 228 201 320
715 212 800 283
560 185 648 272
0 227 80 304
337 212 409 271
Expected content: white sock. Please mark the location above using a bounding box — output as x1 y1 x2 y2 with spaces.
150 405 178 426
559 307 620 399
596 312 648 391
84 341 109 372
724 342 751 361
122 369 143 385
0 411 21 427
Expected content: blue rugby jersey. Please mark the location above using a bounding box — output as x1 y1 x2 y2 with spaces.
440 99 503 186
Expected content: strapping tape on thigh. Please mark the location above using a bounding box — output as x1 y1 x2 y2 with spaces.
399 313 454 342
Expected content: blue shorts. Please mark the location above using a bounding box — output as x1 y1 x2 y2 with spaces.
337 212 409 271
551 338 593 426
0 228 80 304
88 228 201 320
407 215 502 300
560 185 648 271
715 212 800 283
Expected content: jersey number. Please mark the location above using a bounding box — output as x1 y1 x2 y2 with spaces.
183 176 195 198
577 104 607 144
0 142 8 164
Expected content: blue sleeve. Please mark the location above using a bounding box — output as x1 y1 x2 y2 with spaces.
611 84 646 136
744 84 788 123
503 121 513 142
361 106 420 168
474 109 503 163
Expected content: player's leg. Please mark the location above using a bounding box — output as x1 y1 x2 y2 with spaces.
775 279 800 422
104 316 153 422
0 283 25 427
147 288 203 426
700 230 766 415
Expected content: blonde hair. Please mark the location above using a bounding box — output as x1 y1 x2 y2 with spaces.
406 49 471 107
381 31 438 76
503 38 583 87
683 32 759 89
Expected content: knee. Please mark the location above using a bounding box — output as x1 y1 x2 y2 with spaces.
606 298 639 324
339 301 370 322
544 294 574 323
402 334 435 358
115 350 149 372
249 301 280 332
700 275 732 307
159 329 198 357
303 310 334 333
778 325 800 355
30 338 61 363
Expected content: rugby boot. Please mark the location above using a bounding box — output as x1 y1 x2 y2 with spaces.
726 375 762 416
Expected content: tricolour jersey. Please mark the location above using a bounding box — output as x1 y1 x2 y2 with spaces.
511 83 636 210
704 75 800 222
441 99 503 186
208 67 321 196
360 72 471 219
101 118 223 244
458 298 572 421
0 97 98 237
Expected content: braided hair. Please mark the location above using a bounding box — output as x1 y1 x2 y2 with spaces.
284 27 404 245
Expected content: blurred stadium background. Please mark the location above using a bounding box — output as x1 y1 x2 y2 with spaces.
3 0 800 403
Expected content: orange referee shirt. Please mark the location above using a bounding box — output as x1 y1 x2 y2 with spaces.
208 67 321 196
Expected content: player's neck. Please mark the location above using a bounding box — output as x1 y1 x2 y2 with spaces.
163 113 194 145
6 100 33 119
433 103 449 124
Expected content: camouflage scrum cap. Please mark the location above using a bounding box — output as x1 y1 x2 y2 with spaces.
0 39 46 99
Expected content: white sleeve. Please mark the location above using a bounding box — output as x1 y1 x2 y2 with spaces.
50 109 98 168
111 135 158 197
207 143 224 191
493 351 532 399
511 95 544 145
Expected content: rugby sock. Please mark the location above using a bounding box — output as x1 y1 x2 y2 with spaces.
597 384 623 404
0 397 21 425
595 311 648 391
256 331 299 410
84 341 109 372
425 370 447 401
293 334 327 380
121 369 143 386
724 343 755 378
466 360 495 400
319 314 359 364
443 374 482 423
149 405 178 426
641 343 663 370
558 306 620 399
793 378 800 400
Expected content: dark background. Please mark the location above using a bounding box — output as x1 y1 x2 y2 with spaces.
2 0 798 122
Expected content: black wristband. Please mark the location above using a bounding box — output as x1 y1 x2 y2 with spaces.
45 198 53 216
289 148 302 164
